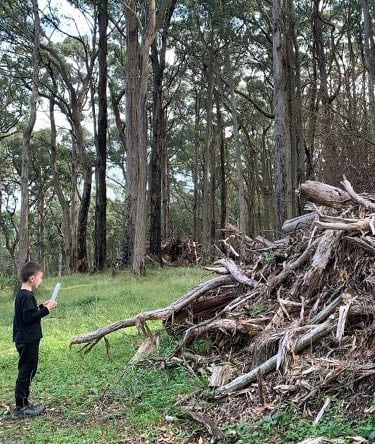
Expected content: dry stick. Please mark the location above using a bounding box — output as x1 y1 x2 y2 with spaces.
183 410 224 440
70 274 234 349
341 175 375 210
215 257 259 287
211 316 337 399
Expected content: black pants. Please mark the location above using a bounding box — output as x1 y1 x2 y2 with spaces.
15 340 40 408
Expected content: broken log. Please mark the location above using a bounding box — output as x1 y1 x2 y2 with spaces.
300 230 342 298
282 212 318 233
299 180 351 209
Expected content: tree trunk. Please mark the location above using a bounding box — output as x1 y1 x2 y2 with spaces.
224 40 246 236
49 94 73 272
359 0 375 142
193 91 201 242
18 0 40 271
124 0 156 275
94 0 108 271
214 88 227 233
202 29 214 262
272 0 289 237
150 40 163 263
149 0 176 261
285 0 305 215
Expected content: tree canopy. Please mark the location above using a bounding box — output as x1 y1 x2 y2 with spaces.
0 0 374 275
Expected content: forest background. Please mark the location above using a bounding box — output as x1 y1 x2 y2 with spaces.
0 0 374 277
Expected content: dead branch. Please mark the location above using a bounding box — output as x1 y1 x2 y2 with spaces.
215 258 259 287
315 218 370 232
183 410 224 440
341 175 375 210
70 274 234 349
344 236 375 255
267 238 319 294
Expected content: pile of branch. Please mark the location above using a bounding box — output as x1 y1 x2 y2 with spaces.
70 177 375 439
161 238 201 265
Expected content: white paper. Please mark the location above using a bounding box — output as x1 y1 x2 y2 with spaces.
51 282 61 300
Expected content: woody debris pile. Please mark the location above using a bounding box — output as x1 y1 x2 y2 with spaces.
71 177 375 441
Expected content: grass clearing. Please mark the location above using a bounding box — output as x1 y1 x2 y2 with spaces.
0 266 207 443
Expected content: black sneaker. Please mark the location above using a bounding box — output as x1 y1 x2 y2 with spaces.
12 404 45 419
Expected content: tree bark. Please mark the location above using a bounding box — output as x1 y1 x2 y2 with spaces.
149 1 176 262
201 28 215 263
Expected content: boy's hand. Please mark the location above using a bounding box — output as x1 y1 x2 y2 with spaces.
44 300 58 310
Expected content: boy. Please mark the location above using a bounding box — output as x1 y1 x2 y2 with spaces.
12 262 57 418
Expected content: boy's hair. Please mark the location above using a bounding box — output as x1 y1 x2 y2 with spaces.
20 262 43 282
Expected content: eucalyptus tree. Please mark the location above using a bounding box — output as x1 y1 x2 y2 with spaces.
149 0 177 264
122 0 155 274
122 0 176 274
0 0 42 270
94 0 108 271
39 12 98 271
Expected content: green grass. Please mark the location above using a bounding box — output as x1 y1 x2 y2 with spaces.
0 266 207 444
1 266 374 443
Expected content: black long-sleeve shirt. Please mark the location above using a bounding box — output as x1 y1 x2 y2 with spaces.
13 289 49 344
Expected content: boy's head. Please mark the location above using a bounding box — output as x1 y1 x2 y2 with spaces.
20 262 44 289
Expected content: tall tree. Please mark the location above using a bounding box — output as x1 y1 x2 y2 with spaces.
149 0 177 264
359 0 375 142
94 0 108 271
272 0 289 235
123 0 157 274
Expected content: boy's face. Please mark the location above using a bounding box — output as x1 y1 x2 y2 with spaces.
30 271 44 289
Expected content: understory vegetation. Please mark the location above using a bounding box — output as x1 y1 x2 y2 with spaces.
0 267 373 443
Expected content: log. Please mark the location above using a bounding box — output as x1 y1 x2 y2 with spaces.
170 317 264 355
211 316 337 398
282 212 318 233
299 180 351 209
70 274 234 349
300 230 342 298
